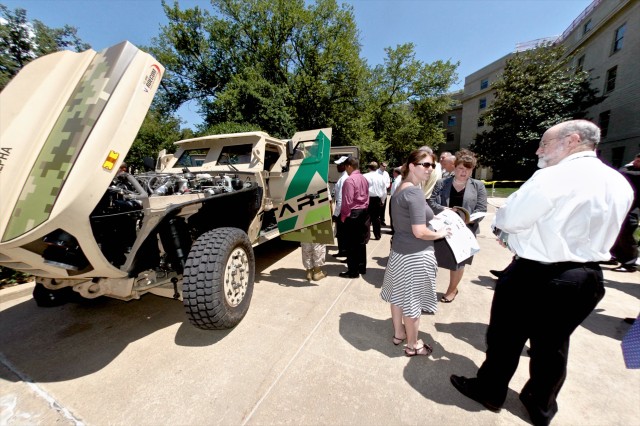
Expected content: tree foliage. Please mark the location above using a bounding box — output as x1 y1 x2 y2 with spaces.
366 43 458 165
150 0 457 165
151 0 369 144
470 43 600 179
126 110 189 170
0 4 89 90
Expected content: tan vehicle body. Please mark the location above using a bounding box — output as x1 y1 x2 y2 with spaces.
0 42 333 329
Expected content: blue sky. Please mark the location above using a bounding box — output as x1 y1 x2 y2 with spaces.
3 0 592 128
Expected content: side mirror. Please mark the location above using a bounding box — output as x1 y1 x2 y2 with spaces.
286 139 295 158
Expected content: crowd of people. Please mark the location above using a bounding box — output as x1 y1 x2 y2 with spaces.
296 119 637 425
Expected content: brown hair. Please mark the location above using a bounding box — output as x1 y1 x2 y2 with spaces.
401 150 435 179
455 154 477 169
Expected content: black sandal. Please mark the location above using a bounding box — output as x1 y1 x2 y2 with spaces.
404 344 433 357
440 289 459 303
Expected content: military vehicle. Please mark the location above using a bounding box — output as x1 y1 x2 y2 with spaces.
0 42 333 330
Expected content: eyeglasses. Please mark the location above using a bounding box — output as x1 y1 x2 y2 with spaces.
539 135 568 148
415 162 434 168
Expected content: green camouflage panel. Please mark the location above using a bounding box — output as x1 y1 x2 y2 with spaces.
2 43 139 242
277 130 331 235
280 219 335 245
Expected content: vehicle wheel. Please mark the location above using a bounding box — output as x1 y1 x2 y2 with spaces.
32 283 73 307
183 227 255 330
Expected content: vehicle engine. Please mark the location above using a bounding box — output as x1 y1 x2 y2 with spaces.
90 171 253 269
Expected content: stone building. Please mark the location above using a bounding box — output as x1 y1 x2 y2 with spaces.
451 0 639 175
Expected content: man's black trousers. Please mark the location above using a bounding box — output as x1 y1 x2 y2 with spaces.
367 196 382 239
344 208 369 274
475 257 605 425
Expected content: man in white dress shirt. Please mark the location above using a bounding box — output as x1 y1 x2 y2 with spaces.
364 161 387 240
377 162 391 226
450 120 634 426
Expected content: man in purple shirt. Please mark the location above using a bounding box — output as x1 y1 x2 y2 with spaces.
339 157 370 278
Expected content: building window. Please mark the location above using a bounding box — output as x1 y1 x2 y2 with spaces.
479 98 487 109
599 110 611 137
612 23 626 53
480 79 488 90
576 55 585 73
605 66 617 93
446 132 455 142
583 19 592 35
447 115 456 126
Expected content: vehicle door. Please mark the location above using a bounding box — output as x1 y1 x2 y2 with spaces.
274 128 334 244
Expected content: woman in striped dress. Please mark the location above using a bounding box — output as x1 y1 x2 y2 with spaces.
380 149 451 356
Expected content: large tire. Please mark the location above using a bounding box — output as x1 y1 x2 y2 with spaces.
33 283 73 307
183 227 255 330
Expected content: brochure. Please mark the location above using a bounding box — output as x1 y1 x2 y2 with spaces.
429 209 480 263
451 206 488 224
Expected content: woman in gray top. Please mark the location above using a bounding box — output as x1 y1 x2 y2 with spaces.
380 149 451 357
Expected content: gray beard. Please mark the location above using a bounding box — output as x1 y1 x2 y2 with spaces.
537 158 547 168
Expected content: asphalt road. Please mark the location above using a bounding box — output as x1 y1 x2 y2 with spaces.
1 200 639 425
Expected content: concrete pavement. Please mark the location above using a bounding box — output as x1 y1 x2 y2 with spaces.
1 199 639 425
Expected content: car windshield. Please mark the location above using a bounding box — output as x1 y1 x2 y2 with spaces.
176 149 208 167
217 144 253 164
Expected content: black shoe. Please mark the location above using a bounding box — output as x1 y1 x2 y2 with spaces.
489 269 504 278
519 392 552 426
332 252 347 258
450 375 502 413
339 271 359 278
359 269 366 275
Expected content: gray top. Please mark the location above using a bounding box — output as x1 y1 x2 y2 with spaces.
390 185 435 254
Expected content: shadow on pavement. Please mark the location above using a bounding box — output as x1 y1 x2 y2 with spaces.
603 277 640 299
468 275 498 290
338 311 426 358
0 238 301 383
580 308 634 341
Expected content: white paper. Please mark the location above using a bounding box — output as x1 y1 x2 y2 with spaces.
430 209 480 263
469 211 488 222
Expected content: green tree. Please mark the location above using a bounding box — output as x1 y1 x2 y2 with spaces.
366 43 458 165
0 4 89 90
150 0 367 143
470 43 600 179
126 109 187 170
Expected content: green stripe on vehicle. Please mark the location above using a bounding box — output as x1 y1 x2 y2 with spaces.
2 43 137 242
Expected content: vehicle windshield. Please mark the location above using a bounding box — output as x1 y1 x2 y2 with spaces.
217 144 253 165
176 149 208 167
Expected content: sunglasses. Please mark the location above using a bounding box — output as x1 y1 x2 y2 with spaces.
415 162 434 168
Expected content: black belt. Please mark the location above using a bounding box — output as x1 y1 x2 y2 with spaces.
514 255 598 268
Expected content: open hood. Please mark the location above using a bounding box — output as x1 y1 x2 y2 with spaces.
0 41 163 243
0 41 163 278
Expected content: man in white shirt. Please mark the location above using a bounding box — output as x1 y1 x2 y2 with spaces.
389 166 402 233
441 154 455 179
377 162 391 226
450 120 633 426
332 156 349 258
364 161 387 240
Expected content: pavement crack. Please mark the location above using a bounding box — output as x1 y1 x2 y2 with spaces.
0 352 85 426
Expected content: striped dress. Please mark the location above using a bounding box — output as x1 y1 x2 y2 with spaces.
380 185 439 317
